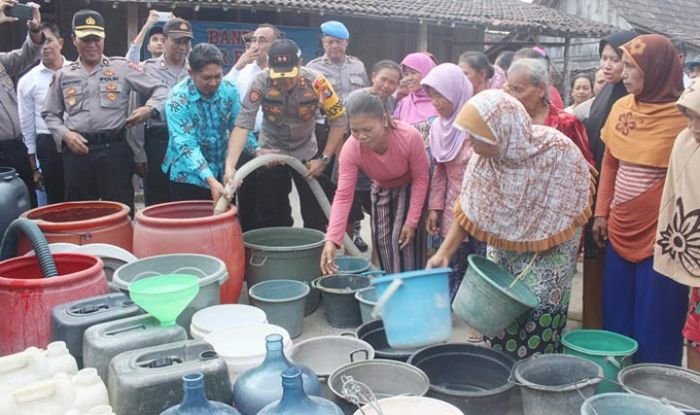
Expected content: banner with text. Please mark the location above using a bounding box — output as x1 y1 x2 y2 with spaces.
192 22 322 71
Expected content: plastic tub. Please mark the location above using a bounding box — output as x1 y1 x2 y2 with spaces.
133 200 245 304
113 254 228 330
355 287 378 324
354 396 464 415
204 323 292 382
618 364 700 412
581 393 685 415
313 274 370 328
0 253 108 355
190 304 268 340
356 319 419 361
19 201 133 253
249 280 309 338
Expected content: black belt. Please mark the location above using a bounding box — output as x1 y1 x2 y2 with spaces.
0 137 24 151
78 129 126 146
37 133 54 140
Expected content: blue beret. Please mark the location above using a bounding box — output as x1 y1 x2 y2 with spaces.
321 21 349 40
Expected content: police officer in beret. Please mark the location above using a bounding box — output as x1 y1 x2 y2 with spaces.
224 39 347 231
133 17 192 206
42 9 167 213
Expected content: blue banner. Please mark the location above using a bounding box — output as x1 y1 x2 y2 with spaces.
191 21 322 71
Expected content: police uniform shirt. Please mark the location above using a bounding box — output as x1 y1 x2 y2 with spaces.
140 54 188 128
42 56 168 141
306 54 369 103
235 66 346 161
0 35 42 141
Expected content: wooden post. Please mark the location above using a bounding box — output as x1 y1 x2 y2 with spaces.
418 22 428 51
562 36 571 107
126 2 138 49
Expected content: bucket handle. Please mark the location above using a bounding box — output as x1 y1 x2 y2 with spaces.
604 356 621 369
132 271 161 282
349 349 370 362
339 331 357 338
371 279 403 320
171 266 207 279
249 252 268 267
310 276 322 290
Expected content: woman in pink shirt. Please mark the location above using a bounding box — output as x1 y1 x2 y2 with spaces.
421 63 475 298
321 90 430 275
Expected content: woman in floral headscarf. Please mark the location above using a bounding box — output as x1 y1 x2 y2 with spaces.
427 90 593 359
592 34 689 365
654 79 700 371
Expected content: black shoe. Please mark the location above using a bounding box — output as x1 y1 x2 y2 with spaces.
353 235 368 252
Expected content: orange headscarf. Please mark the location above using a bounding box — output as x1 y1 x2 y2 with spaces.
601 34 686 168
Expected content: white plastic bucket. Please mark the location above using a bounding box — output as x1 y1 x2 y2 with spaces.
204 323 291 382
354 396 464 415
190 304 268 340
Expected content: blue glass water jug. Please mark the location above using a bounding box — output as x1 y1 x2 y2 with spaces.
257 368 344 415
161 372 240 414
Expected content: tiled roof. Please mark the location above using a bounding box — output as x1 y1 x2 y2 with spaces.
114 0 617 37
611 0 700 47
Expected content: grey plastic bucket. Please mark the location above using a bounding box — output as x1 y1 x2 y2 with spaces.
243 227 325 315
581 393 685 415
514 354 603 415
407 343 515 414
336 256 371 274
312 274 370 328
248 279 309 339
355 287 377 324
618 364 700 412
112 254 228 333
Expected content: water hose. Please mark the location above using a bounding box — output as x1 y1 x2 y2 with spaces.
215 154 363 257
0 218 58 277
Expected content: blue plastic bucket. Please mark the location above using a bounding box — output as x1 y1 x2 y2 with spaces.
336 256 372 274
371 268 452 349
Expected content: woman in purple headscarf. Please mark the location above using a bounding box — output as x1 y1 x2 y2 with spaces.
421 63 475 299
394 53 439 146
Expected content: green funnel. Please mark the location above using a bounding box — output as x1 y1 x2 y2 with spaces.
129 274 200 326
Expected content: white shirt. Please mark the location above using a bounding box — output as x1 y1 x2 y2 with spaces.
17 58 70 153
225 61 263 132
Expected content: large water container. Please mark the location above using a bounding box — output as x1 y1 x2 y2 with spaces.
83 314 188 382
0 368 108 414
133 201 245 304
0 341 78 393
51 293 144 366
19 201 133 253
0 253 108 355
0 167 30 239
107 340 232 415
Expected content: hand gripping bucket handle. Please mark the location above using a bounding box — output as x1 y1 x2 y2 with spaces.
371 279 403 320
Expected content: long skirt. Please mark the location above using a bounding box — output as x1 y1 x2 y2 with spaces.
370 182 427 274
603 245 689 365
483 231 581 359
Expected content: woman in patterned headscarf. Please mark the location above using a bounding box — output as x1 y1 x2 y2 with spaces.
427 90 593 359
592 34 689 365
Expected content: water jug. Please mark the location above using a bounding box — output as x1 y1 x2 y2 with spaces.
232 334 320 415
0 341 78 393
257 368 343 415
161 372 241 414
0 167 30 239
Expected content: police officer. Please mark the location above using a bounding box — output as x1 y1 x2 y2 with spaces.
42 9 167 213
306 20 371 250
224 39 346 231
134 17 192 206
0 0 44 208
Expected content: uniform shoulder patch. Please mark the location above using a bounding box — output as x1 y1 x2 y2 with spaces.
249 89 262 103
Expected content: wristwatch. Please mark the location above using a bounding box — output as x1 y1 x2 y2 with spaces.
321 154 332 166
149 107 160 119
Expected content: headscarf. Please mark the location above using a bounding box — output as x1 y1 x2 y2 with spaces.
393 53 438 124
602 34 686 168
453 90 593 253
585 30 638 170
487 65 507 89
654 79 700 286
420 63 474 162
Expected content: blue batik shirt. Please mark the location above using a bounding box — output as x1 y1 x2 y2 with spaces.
163 78 259 188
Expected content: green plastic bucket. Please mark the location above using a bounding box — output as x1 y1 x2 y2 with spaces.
243 227 325 315
452 255 539 337
562 329 638 394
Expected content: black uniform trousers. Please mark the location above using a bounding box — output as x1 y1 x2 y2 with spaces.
0 137 37 208
143 125 173 206
170 181 211 201
63 130 135 214
36 134 65 204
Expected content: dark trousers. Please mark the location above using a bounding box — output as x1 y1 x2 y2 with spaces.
36 134 65 204
0 138 37 208
144 126 172 206
254 165 328 231
170 181 211 201
63 138 135 213
236 150 257 232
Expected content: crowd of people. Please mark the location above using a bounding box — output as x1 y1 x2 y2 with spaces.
2 0 700 368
